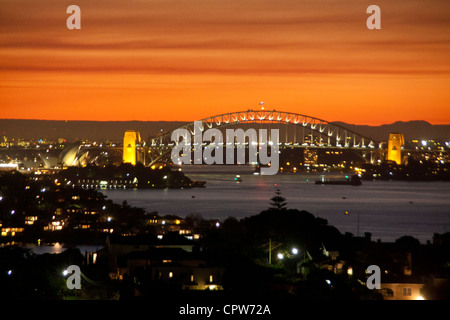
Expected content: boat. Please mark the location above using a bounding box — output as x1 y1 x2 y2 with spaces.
190 180 207 188
315 174 362 186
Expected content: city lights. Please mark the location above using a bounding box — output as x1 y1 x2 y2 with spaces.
0 101 448 307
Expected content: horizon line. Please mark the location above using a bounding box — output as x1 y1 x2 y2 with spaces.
1 118 449 127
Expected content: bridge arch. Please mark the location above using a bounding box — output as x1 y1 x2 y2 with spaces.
146 110 382 165
150 110 380 148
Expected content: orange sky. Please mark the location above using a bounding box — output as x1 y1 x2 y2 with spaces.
0 0 449 125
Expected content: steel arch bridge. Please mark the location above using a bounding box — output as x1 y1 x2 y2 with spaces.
147 109 383 165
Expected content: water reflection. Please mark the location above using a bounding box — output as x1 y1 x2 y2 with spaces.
102 172 450 243
21 242 104 256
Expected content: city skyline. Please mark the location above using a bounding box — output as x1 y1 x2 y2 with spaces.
0 0 449 125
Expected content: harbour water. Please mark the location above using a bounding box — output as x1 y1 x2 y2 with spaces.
101 166 450 244
17 242 105 256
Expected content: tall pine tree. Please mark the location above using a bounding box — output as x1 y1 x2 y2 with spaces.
270 187 287 210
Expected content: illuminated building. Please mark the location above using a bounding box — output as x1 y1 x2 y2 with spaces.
304 149 318 166
0 135 7 147
1 227 24 237
39 142 89 168
25 216 38 225
123 130 144 165
59 142 89 166
387 133 404 164
0 163 18 171
379 282 424 300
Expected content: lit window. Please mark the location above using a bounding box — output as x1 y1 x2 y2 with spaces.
402 287 411 296
347 267 353 276
381 288 394 297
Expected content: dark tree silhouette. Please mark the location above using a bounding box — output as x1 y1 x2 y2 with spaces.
270 188 287 210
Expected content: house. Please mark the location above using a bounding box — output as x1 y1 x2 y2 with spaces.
105 233 197 278
124 247 224 290
379 281 424 300
1 226 24 237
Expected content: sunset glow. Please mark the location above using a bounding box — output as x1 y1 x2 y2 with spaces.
1 0 449 124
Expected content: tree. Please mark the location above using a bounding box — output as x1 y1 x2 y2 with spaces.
270 188 287 210
184 213 207 233
395 235 420 251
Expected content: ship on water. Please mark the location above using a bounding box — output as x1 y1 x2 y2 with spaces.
315 174 362 186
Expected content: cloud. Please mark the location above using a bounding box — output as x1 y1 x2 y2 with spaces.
0 0 449 123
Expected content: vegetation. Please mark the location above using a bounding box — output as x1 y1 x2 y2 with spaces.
1 174 449 300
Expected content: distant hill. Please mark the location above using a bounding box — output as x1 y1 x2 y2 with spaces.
0 119 449 142
0 120 188 142
332 120 450 142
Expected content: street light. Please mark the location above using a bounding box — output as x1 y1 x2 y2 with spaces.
277 253 284 260
345 210 360 237
291 248 298 255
